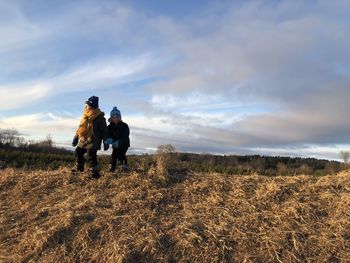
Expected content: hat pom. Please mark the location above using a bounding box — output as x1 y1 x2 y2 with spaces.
110 106 121 118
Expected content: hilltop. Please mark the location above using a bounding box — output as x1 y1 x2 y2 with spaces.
1 167 349 262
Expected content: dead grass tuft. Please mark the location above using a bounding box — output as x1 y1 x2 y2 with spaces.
0 168 349 262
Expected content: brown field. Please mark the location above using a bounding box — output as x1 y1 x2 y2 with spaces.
0 167 349 263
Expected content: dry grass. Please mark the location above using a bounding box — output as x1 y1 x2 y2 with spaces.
0 167 349 263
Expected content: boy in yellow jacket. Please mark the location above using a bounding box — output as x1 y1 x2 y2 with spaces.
71 96 107 178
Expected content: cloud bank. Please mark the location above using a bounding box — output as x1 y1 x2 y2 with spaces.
1 0 349 160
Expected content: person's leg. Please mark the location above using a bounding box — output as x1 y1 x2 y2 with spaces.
72 147 87 172
117 146 129 172
87 149 100 178
109 149 118 172
87 149 98 167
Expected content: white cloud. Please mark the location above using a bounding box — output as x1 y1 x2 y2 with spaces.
56 54 155 92
0 1 159 111
0 2 46 53
0 1 134 54
2 109 349 160
0 83 51 110
249 144 350 161
0 53 155 110
0 113 78 142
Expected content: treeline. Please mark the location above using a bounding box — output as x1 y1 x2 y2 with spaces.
0 147 74 170
0 129 343 175
1 146 343 176
157 152 342 176
0 128 71 154
0 128 74 169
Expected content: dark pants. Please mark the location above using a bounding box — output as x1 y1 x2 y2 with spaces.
110 146 128 168
75 146 98 169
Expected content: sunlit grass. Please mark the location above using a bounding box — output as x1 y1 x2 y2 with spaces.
0 167 349 262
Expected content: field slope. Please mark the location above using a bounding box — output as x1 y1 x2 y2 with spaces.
0 168 349 262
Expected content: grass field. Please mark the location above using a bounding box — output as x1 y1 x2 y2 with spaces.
0 167 349 262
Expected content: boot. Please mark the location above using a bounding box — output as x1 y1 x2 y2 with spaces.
120 164 129 173
109 163 116 173
91 165 100 179
71 163 84 174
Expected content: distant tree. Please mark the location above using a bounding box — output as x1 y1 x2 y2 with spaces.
156 144 176 154
0 128 24 146
29 134 55 149
339 151 350 169
44 134 54 148
39 134 54 148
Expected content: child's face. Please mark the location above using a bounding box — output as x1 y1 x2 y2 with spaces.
111 116 120 123
84 104 93 113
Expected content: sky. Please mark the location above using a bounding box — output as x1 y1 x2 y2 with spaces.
0 0 350 160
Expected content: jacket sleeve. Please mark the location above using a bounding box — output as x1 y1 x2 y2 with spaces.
91 115 107 150
119 123 130 147
106 124 111 139
101 117 108 141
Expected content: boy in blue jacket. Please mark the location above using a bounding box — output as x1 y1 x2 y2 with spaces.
104 107 130 172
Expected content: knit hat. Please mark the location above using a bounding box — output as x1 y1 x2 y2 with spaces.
85 96 99 109
110 106 121 118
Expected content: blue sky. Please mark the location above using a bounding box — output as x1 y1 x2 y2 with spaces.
1 0 350 160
